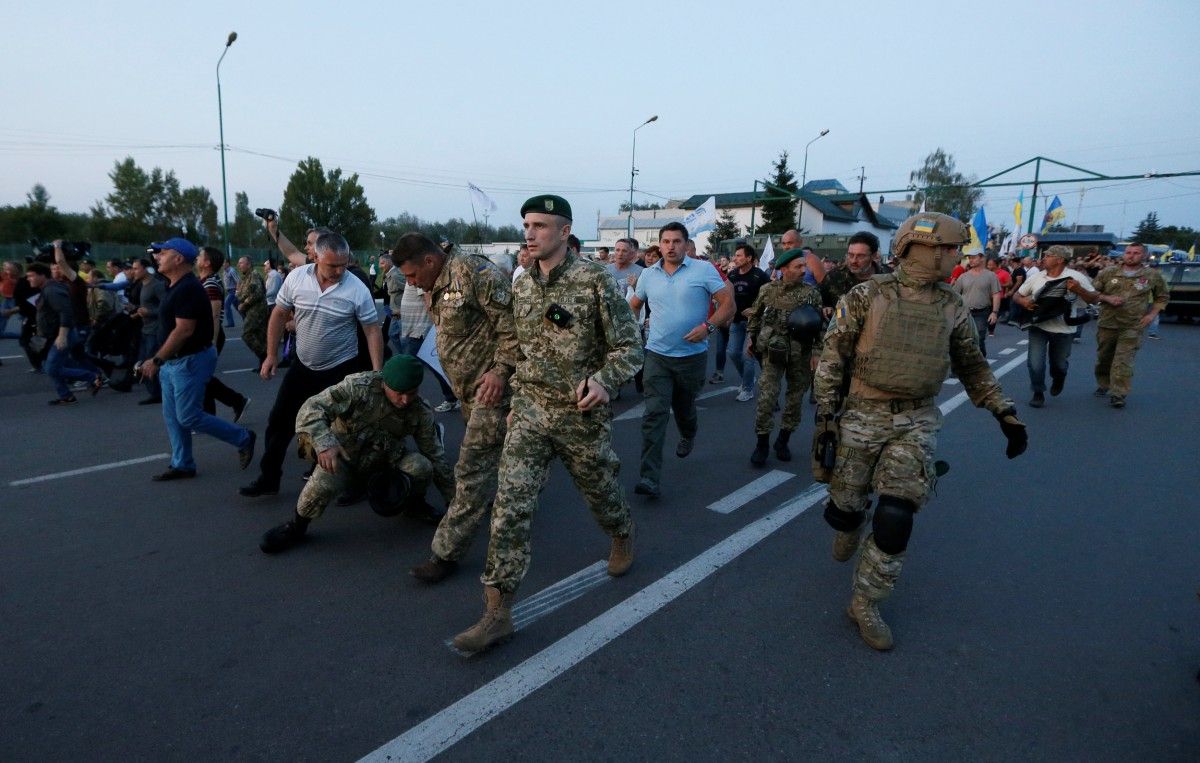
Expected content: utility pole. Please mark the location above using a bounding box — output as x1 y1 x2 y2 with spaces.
856 166 866 193
1074 185 1085 231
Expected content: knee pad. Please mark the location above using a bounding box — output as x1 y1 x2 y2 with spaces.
872 495 915 554
823 499 866 532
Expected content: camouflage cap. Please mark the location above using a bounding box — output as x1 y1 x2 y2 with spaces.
520 194 572 221
381 354 424 392
774 248 806 269
1043 245 1072 259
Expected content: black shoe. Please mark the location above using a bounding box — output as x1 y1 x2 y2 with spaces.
260 519 308 554
1109 395 1126 409
750 433 770 467
410 555 458 583
1093 387 1109 397
233 396 251 423
240 477 280 497
675 437 694 458
1029 392 1045 408
138 397 162 406
335 487 368 507
773 430 793 462
152 467 196 482
1050 377 1065 397
90 376 106 397
238 431 256 470
633 478 660 498
48 395 78 406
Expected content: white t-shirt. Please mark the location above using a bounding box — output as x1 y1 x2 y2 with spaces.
511 264 526 284
1018 267 1095 334
276 265 379 370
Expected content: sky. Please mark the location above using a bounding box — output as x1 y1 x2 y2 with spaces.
4 0 1200 241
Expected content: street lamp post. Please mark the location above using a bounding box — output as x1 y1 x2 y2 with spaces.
216 31 237 259
798 128 829 230
627 115 659 238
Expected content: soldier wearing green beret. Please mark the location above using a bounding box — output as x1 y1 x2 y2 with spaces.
746 247 823 466
453 194 643 653
258 354 455 553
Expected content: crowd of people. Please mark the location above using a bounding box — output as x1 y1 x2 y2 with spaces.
1 197 1170 654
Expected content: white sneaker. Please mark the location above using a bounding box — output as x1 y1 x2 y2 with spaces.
434 400 460 413
736 388 754 402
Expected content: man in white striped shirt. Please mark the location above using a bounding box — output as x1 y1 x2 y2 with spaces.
240 232 384 497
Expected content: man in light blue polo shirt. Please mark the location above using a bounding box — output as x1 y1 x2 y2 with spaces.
628 221 734 497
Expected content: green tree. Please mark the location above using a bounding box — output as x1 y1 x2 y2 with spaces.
706 209 743 256
1158 223 1200 249
1132 212 1161 242
0 184 67 243
279 157 376 250
98 156 191 242
177 186 218 243
230 191 268 248
759 151 799 234
909 148 983 220
618 201 664 212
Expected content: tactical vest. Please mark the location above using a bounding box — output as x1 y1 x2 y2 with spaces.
851 274 957 398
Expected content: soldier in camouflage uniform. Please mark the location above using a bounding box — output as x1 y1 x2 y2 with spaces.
258 354 455 553
389 232 521 584
1090 242 1169 408
453 195 643 653
234 256 268 362
813 212 1028 651
746 248 822 466
819 231 891 316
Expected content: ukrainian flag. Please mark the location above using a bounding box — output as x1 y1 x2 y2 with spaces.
965 207 987 255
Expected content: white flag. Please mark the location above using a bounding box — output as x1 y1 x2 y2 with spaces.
467 183 498 213
758 235 775 272
681 195 717 237
417 326 452 390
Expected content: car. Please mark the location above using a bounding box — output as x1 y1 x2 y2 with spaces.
1161 262 1200 320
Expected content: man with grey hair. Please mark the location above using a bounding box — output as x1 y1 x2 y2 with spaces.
606 237 644 294
241 231 385 498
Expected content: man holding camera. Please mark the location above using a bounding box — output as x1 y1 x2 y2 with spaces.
240 231 383 497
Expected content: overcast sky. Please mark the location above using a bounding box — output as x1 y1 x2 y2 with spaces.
4 0 1199 241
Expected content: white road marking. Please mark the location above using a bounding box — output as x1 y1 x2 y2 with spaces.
366 483 829 763
0 354 23 360
1000 347 1016 355
944 378 960 385
10 454 169 487
1017 339 1029 345
707 470 795 514
614 386 736 422
939 353 1027 416
222 367 257 374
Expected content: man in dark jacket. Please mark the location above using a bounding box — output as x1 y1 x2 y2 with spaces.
26 263 103 404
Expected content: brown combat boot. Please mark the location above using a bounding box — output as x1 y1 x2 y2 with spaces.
410 555 458 584
608 524 634 577
847 591 893 651
846 534 904 651
453 586 515 653
832 529 862 562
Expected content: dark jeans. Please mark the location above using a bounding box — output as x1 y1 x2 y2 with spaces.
712 325 728 373
398 335 456 401
639 350 706 486
257 355 364 485
138 334 162 400
204 330 247 415
1027 326 1073 393
45 330 101 399
726 320 758 391
969 309 990 357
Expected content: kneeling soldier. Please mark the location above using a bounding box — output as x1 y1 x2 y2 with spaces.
259 354 455 553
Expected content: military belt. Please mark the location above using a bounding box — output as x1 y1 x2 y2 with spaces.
850 396 936 413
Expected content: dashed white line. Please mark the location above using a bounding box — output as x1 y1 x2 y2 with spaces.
707 470 795 514
1000 347 1016 355
222 367 257 374
365 483 829 763
10 454 169 486
938 352 1027 416
1017 339 1029 345
614 386 737 422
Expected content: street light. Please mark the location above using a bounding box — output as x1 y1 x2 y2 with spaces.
216 31 237 259
799 128 829 230
627 115 659 238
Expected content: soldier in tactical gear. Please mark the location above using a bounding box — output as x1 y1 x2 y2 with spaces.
746 248 822 466
258 354 455 554
813 212 1028 651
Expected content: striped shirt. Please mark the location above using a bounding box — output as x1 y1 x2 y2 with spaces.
399 284 432 339
276 264 379 371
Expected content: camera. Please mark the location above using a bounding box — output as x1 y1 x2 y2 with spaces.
29 239 90 264
254 208 277 222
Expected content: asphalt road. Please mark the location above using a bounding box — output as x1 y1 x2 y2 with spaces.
2 316 1198 761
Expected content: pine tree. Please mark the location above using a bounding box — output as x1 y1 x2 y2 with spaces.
1131 212 1161 243
706 209 742 256
759 151 799 234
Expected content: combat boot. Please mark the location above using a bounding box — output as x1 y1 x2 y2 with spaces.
847 591 893 651
608 524 634 577
453 586 515 653
259 514 310 554
773 429 793 462
832 529 862 562
847 534 904 651
410 555 458 584
750 433 770 467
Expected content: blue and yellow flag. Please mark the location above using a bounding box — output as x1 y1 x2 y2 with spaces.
1013 190 1024 230
1189 243 1196 262
964 207 987 255
1040 195 1065 233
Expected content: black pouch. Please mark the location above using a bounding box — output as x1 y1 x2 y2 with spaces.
545 303 573 328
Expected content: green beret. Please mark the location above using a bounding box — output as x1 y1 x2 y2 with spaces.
520 194 572 221
381 354 424 392
774 248 805 269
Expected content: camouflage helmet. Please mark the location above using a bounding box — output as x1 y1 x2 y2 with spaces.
891 212 971 258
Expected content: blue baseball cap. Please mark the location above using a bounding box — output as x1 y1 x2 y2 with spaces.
148 237 198 261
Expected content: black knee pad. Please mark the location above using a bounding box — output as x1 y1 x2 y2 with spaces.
823 499 866 532
872 495 915 554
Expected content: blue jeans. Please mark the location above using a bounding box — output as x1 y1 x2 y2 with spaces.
726 320 759 391
138 334 162 400
1026 327 1074 393
388 315 404 355
45 329 100 398
223 290 238 327
0 297 19 338
159 347 251 472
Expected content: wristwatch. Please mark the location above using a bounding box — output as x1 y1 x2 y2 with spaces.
151 356 164 367
705 321 716 334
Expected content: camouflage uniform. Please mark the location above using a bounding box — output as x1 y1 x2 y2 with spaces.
1092 264 1169 398
426 253 520 562
820 262 890 311
235 269 268 360
294 371 454 520
483 251 643 593
747 279 822 435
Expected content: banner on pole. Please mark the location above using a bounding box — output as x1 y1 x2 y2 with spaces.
467 183 498 213
682 196 717 236
417 326 452 391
